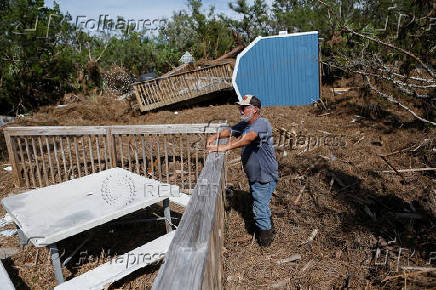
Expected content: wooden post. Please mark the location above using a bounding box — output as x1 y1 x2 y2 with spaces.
17 138 30 187
53 137 62 183
106 128 116 168
4 131 21 187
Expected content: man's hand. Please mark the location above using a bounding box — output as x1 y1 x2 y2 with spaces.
206 135 217 147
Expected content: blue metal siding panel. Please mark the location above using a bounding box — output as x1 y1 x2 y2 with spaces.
234 32 319 107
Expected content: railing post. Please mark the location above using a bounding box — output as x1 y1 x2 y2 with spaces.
4 130 21 187
106 128 117 168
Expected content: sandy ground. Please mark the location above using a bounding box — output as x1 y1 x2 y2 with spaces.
0 86 435 289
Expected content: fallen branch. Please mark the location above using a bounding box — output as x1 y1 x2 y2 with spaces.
293 185 306 204
300 229 318 246
378 155 407 183
276 254 301 265
379 167 436 173
366 76 436 126
382 267 436 282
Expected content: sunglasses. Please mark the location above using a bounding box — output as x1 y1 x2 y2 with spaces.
238 105 252 112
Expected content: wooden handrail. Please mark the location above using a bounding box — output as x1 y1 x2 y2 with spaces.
153 150 226 290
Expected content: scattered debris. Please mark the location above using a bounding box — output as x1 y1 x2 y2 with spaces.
293 185 306 204
353 136 365 145
0 214 13 228
270 278 290 288
300 229 318 246
300 260 315 273
3 166 12 172
56 104 68 108
0 247 19 259
351 115 364 122
379 167 436 173
0 229 17 237
276 254 302 265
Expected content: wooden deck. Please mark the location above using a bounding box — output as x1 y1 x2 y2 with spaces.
132 62 234 112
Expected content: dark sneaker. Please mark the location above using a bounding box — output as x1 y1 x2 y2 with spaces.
259 229 274 247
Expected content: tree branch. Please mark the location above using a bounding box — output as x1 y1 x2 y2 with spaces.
342 26 435 79
365 76 435 126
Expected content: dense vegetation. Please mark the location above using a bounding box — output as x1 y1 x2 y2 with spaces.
0 0 434 121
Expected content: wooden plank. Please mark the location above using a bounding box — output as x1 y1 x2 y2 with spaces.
81 136 88 175
179 134 184 191
164 135 169 183
134 135 140 174
53 137 62 183
59 137 68 182
153 151 226 290
111 124 228 135
103 134 109 169
4 132 21 187
5 126 107 136
45 136 55 183
141 134 147 176
133 83 146 111
17 137 30 187
149 134 154 178
195 137 199 181
24 137 36 187
119 135 124 169
74 137 81 178
66 137 74 179
95 135 102 171
38 136 50 186
127 135 132 172
88 135 95 173
187 134 192 191
156 135 162 181
106 128 116 169
31 137 43 187
172 134 177 185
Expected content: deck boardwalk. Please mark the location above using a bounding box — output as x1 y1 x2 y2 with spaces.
132 62 234 112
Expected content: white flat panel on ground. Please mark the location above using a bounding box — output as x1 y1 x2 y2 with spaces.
1 168 179 247
0 260 15 290
55 231 175 290
170 192 190 207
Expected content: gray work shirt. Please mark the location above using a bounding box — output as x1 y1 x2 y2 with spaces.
231 117 279 183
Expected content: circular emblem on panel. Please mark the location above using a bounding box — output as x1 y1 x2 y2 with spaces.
100 173 136 207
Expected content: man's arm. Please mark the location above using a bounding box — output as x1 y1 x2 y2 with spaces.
207 131 258 152
206 128 231 147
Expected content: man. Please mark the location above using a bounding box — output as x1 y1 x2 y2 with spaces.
207 95 279 247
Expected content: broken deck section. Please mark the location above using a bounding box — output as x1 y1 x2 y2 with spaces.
55 231 175 290
132 62 234 112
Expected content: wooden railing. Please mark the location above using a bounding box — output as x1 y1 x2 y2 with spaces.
132 62 234 112
153 149 226 290
3 123 228 191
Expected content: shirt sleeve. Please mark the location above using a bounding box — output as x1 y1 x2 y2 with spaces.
230 122 248 138
247 118 268 139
